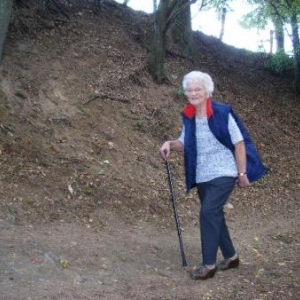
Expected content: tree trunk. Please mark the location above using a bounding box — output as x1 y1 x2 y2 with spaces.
153 0 158 12
149 0 168 83
170 0 193 57
219 7 226 41
149 0 194 83
275 26 284 52
271 16 284 53
0 0 13 62
290 13 300 94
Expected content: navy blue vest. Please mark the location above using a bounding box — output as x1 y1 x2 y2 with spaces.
182 100 268 193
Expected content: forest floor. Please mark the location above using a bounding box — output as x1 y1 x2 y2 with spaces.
0 1 299 299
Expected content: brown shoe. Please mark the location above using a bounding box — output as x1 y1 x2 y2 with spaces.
190 266 217 280
217 257 240 271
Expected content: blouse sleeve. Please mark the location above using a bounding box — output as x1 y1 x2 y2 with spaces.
228 114 243 144
178 125 185 144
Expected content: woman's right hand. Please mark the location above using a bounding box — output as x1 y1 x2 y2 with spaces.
160 141 170 160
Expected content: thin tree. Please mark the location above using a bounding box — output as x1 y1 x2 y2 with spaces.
271 13 285 52
153 0 158 11
195 0 232 41
219 6 227 40
149 0 169 84
170 0 195 57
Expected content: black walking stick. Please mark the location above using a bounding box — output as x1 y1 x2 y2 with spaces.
165 155 188 268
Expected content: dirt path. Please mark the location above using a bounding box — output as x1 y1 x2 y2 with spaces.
1 3 300 300
1 212 299 300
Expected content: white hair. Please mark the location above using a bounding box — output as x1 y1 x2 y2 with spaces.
182 71 214 96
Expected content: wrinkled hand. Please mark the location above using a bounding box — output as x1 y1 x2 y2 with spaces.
160 142 170 160
237 175 251 188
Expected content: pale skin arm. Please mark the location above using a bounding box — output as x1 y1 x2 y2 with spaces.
160 140 184 160
234 140 251 188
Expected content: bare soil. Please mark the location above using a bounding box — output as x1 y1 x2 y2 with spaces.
0 1 299 299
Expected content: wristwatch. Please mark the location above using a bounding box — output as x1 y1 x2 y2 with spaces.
238 172 247 176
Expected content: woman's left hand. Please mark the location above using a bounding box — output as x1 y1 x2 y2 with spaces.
237 175 251 188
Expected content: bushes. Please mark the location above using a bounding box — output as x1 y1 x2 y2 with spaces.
266 49 294 74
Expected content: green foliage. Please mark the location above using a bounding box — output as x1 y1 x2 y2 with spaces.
177 86 185 98
199 0 234 14
265 50 293 73
240 5 268 29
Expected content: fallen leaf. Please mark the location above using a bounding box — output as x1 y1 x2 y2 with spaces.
255 268 264 278
68 184 74 195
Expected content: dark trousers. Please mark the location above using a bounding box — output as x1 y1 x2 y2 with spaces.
197 177 237 265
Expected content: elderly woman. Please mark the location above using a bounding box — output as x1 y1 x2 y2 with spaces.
160 71 267 280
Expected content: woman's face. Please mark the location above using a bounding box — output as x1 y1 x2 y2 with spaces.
185 81 208 108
